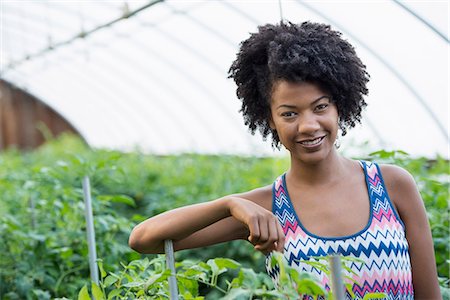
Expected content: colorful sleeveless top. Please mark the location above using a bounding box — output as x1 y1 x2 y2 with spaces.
265 161 413 299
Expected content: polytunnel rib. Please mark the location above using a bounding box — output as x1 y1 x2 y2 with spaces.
219 1 262 26
295 0 449 146
114 33 226 147
1 23 49 61
149 26 223 74
12 44 156 148
3 0 164 71
117 5 249 142
164 2 236 47
59 48 173 152
2 1 193 152
83 24 222 149
1 11 157 149
392 0 449 44
2 69 122 146
4 1 233 152
0 77 89 145
68 41 181 152
135 23 252 140
1 7 58 43
363 116 387 150
10 58 138 146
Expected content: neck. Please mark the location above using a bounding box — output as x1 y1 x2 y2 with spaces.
287 149 348 186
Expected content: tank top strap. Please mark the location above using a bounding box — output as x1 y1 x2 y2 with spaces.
272 174 298 235
359 160 406 229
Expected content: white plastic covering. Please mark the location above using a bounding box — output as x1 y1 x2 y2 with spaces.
1 0 449 157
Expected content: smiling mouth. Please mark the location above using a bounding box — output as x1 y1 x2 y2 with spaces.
297 136 325 147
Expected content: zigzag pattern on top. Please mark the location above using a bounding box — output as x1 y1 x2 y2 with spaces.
265 161 414 299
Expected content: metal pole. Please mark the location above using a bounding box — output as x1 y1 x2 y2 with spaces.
164 240 178 300
82 176 99 285
329 255 345 300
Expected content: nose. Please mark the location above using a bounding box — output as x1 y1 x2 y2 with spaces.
298 113 320 134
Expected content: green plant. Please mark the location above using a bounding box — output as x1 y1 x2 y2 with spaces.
0 136 448 298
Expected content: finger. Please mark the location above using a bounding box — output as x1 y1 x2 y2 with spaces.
259 218 278 251
256 216 269 245
275 220 285 253
247 217 260 244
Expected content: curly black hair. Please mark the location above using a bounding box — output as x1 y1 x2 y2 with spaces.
228 21 370 148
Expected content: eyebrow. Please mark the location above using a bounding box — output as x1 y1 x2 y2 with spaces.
276 95 331 109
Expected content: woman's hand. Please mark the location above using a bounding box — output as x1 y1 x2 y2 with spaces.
228 196 285 254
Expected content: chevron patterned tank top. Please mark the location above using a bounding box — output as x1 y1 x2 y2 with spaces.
265 161 413 299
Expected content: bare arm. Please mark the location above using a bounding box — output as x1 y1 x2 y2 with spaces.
381 165 442 299
129 187 285 254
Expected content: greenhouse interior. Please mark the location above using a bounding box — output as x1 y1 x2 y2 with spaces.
1 0 449 299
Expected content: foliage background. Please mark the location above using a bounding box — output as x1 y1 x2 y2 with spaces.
0 135 448 299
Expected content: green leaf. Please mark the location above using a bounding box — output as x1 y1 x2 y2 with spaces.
91 282 104 300
78 285 91 300
123 281 145 288
107 289 122 300
362 292 388 299
97 195 136 207
222 288 252 300
97 260 107 279
238 268 258 288
207 259 220 276
145 269 171 289
103 275 118 287
212 258 241 269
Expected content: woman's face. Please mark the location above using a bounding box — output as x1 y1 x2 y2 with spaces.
269 80 339 164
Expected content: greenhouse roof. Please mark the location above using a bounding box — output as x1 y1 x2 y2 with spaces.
1 0 449 157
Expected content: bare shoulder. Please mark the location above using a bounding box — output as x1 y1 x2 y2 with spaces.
379 164 417 195
233 184 273 211
378 164 423 218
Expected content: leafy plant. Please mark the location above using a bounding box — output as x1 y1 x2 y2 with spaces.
0 136 448 298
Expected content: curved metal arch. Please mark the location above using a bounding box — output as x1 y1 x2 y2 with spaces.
3 2 213 151
4 1 244 150
55 48 174 151
79 45 200 151
3 0 164 71
295 0 449 145
392 0 449 44
148 25 224 74
13 59 138 145
11 44 155 146
2 43 141 145
125 31 247 140
3 2 226 152
70 41 193 151
111 6 249 142
3 68 122 145
219 0 262 25
109 34 223 147
164 1 236 47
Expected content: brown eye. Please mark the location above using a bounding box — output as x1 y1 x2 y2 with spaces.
281 112 297 118
315 104 328 112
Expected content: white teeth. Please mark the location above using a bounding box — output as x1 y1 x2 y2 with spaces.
300 137 322 146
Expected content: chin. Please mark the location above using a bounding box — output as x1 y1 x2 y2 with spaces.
291 145 335 165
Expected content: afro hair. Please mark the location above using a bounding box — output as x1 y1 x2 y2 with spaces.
228 21 370 148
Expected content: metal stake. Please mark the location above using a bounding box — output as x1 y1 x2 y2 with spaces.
82 176 99 285
164 240 178 300
329 255 345 300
